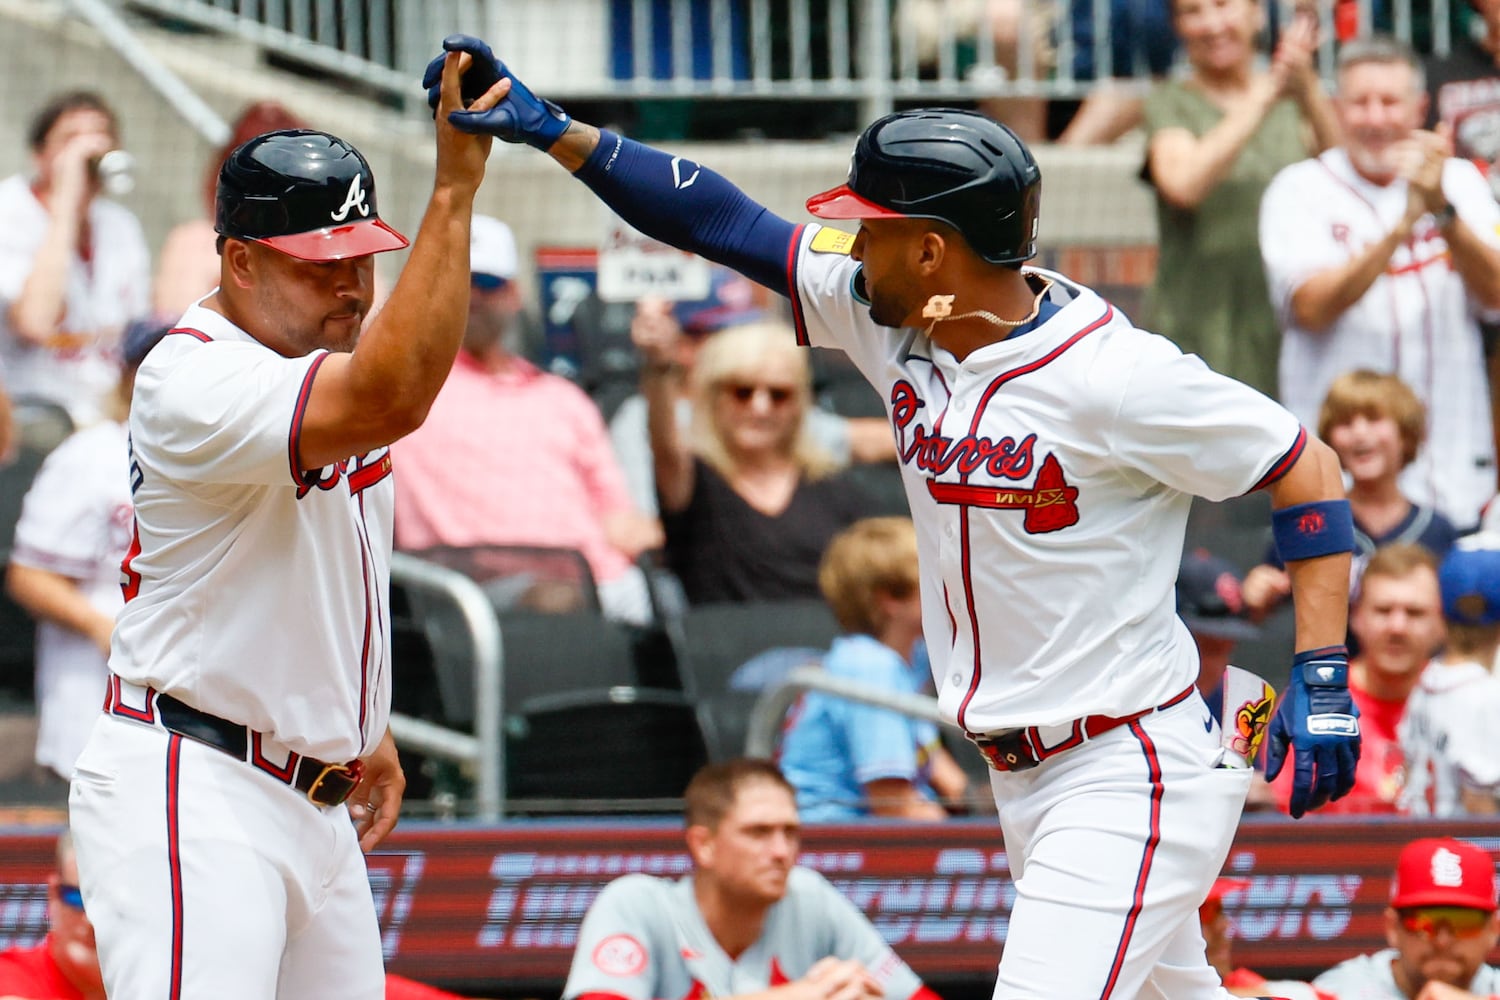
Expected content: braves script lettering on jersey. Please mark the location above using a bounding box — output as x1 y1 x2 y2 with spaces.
788 233 1303 998
564 870 923 1000
68 303 394 999
1259 148 1500 527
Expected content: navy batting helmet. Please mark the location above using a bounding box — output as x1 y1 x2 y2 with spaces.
216 129 408 261
806 109 1040 266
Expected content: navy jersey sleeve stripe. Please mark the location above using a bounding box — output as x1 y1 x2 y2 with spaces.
574 130 800 294
1248 426 1308 493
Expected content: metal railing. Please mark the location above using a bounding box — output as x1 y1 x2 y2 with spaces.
744 664 956 758
117 0 1463 121
387 552 506 821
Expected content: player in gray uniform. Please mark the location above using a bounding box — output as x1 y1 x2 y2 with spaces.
563 759 936 1000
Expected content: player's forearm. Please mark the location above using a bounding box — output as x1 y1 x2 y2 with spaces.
549 120 602 173
1440 217 1500 310
1288 226 1408 332
1266 437 1351 651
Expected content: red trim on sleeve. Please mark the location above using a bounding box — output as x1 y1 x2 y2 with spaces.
288 352 331 488
167 327 213 344
909 986 944 1000
786 223 811 346
1248 426 1308 493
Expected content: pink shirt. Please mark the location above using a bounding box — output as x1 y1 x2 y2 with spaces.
392 353 634 583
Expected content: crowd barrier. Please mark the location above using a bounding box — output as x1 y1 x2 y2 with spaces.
2 817 1495 995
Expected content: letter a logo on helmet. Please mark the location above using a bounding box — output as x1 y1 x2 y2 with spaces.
216 129 408 261
806 108 1041 266
330 174 370 223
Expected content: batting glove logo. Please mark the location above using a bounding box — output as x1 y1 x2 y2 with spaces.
331 175 371 222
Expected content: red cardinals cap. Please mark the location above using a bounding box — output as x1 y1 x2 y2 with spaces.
1390 838 1497 911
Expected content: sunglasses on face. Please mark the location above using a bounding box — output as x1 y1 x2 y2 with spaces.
722 383 795 405
470 273 509 292
1399 906 1491 939
56 883 85 911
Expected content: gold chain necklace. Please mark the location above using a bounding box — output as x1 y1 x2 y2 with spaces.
922 278 1054 332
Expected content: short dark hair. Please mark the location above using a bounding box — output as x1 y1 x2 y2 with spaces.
28 91 118 152
683 758 795 830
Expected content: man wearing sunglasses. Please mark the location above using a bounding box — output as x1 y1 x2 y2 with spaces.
1314 837 1500 999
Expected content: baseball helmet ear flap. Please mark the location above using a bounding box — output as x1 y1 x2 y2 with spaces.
806 108 1041 266
216 128 408 261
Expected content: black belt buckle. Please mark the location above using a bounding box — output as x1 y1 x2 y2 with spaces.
303 760 364 806
969 731 1039 772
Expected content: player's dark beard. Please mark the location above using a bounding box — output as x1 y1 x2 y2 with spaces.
859 272 907 329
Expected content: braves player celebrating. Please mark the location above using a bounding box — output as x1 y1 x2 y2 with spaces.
564 759 937 1000
431 35 1362 997
66 53 505 999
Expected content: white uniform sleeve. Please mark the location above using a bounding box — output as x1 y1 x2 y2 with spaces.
791 225 908 388
131 339 327 487
1107 333 1305 500
10 431 118 578
1259 160 1347 330
562 877 670 1000
804 872 925 1000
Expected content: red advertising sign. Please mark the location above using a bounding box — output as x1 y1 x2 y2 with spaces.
3 819 1496 992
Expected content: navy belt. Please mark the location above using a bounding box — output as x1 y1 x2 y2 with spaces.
967 686 1196 772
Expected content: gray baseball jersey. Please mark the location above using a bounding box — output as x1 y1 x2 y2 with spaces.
1313 949 1500 998
562 868 924 1000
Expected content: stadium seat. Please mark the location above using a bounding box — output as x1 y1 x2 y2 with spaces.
695 689 762 761
408 543 601 616
505 686 709 812
669 599 841 700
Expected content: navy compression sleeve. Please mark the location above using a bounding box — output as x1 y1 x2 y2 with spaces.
573 130 801 294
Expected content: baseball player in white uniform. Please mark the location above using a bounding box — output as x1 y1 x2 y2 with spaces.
67 54 506 1000
0 91 150 428
433 33 1360 999
1398 533 1500 816
6 319 169 784
564 760 934 1000
1259 35 1500 529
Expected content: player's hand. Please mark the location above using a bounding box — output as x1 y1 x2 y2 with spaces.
349 727 405 851
422 34 572 150
430 48 507 190
1263 647 1361 818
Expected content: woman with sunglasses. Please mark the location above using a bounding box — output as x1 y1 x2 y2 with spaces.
638 320 875 604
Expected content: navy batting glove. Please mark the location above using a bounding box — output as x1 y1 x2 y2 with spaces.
422 34 571 151
1263 647 1361 818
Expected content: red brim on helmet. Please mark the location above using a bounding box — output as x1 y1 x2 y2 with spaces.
256 217 409 261
805 184 906 220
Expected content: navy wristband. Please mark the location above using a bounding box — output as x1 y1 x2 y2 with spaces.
1272 499 1354 562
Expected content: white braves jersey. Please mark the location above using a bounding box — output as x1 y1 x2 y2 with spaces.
1398 658 1500 816
562 869 923 1000
10 419 132 776
790 227 1305 733
0 174 150 426
1313 949 1500 998
110 303 393 762
1259 149 1498 527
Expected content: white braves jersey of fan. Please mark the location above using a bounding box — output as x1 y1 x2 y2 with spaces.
0 174 150 426
109 302 393 763
1398 659 1500 816
789 227 1305 734
10 419 133 777
562 869 924 1000
1259 149 1499 527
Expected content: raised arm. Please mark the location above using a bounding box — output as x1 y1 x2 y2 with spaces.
427 35 801 294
